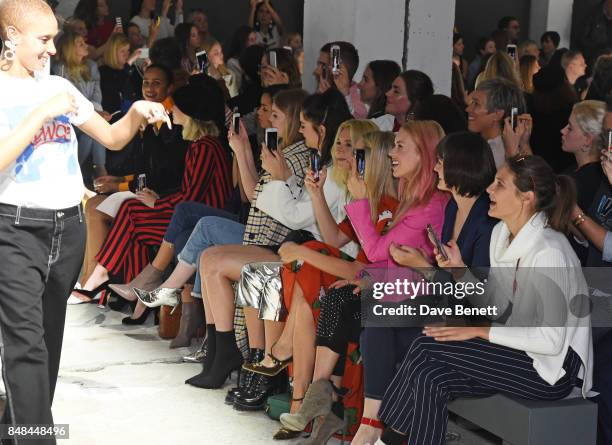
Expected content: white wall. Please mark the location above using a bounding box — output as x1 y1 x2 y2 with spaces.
56 0 79 19
405 0 455 94
303 0 402 92
529 0 573 47
303 0 454 95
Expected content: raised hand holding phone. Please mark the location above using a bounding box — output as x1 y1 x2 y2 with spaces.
196 50 209 73
309 148 322 182
304 167 327 198
346 156 366 199
333 63 351 96
601 148 612 184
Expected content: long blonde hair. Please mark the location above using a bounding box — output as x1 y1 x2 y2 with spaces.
203 40 229 77
393 121 445 225
476 51 522 90
362 131 398 223
55 32 90 82
331 119 379 187
103 33 130 70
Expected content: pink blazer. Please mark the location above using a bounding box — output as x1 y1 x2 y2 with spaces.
345 191 448 269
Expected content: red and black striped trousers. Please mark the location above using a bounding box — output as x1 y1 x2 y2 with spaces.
95 199 175 282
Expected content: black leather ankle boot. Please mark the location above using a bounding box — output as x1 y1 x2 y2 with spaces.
233 370 288 411
225 348 264 405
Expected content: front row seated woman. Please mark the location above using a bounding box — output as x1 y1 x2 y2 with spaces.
376 155 593 445
73 75 233 324
277 130 499 443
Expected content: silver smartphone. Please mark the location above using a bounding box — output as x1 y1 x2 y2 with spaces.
265 128 278 152
232 112 240 134
330 44 341 74
196 50 209 73
506 44 518 61
268 50 277 69
137 174 147 193
510 107 519 131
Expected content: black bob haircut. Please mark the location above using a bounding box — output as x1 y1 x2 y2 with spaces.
436 132 496 198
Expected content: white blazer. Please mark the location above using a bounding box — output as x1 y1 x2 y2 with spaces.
255 165 359 257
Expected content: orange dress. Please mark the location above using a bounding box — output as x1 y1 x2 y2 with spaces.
280 196 398 438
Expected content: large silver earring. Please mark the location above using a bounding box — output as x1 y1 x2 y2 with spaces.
3 39 17 61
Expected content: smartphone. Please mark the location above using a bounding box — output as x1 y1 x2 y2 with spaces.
355 149 366 178
510 107 519 131
115 16 122 28
232 112 241 134
196 50 209 73
310 148 321 182
137 174 147 193
426 224 448 261
138 47 149 59
607 129 612 152
268 50 277 69
265 128 278 152
330 44 341 74
506 44 518 61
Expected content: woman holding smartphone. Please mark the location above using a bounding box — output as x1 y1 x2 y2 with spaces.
0 0 169 436
378 155 593 445
389 131 497 272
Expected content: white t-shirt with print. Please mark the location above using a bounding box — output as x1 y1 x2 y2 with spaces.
0 74 94 209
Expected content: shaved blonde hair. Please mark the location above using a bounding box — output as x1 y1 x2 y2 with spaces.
0 0 54 39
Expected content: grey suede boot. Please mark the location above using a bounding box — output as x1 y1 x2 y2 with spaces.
280 379 333 432
169 301 205 349
109 264 164 301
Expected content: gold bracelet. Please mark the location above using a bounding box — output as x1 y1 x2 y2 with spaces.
573 213 585 227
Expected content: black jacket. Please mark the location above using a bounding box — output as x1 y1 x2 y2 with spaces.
128 124 189 196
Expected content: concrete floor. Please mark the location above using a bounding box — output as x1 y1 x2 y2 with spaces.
48 304 499 445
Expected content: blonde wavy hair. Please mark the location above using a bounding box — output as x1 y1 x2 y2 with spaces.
55 32 91 82
362 131 398 223
475 51 523 90
203 40 230 77
330 119 379 188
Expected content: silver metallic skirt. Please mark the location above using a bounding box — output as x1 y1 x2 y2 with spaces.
235 261 287 321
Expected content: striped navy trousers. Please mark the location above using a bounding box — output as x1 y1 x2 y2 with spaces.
379 335 581 445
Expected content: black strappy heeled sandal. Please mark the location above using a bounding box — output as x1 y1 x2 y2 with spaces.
70 280 110 303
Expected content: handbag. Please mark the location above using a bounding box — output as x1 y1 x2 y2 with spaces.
158 305 181 339
265 392 291 420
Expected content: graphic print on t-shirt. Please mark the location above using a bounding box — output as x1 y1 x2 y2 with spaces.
13 113 78 183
